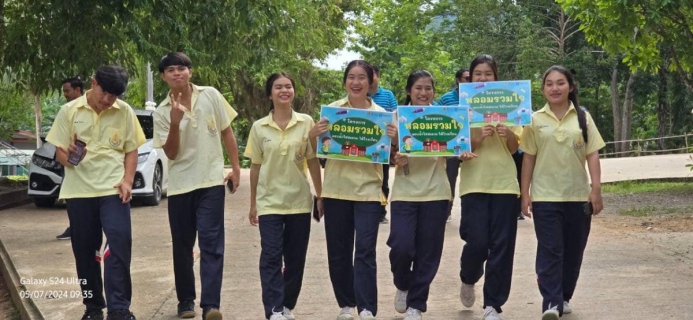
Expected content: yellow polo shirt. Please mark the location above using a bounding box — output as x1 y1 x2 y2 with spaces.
46 93 146 199
520 103 605 201
153 84 238 196
322 97 387 203
391 157 451 202
244 111 316 215
458 127 523 196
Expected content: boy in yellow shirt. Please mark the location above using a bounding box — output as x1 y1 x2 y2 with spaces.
153 53 241 320
47 65 145 320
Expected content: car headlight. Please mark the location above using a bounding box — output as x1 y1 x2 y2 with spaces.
138 152 150 164
31 155 62 170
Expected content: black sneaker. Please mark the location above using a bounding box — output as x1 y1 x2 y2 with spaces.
177 300 195 318
81 309 104 320
56 227 71 240
202 307 222 320
106 309 136 320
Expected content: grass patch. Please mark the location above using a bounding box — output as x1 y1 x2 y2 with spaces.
603 181 693 194
619 205 693 217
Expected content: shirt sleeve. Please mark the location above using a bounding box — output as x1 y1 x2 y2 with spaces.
152 108 169 148
45 105 72 149
584 112 606 154
304 118 316 160
214 89 238 131
243 124 263 164
123 106 146 153
519 124 537 155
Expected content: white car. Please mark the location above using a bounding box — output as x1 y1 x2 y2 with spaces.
28 109 168 206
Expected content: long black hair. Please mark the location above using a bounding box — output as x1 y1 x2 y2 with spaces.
264 72 295 111
342 60 374 86
403 70 435 105
542 65 588 143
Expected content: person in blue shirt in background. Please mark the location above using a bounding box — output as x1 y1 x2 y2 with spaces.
438 68 470 222
368 65 398 224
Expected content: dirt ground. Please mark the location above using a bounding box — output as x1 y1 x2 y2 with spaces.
0 272 19 320
597 191 693 233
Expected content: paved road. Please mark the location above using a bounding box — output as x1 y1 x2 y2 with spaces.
1 160 693 319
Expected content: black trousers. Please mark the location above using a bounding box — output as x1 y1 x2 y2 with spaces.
67 195 132 312
446 157 461 214
459 193 518 313
388 200 448 312
167 185 226 309
533 201 592 316
258 213 311 319
381 164 390 217
323 198 381 315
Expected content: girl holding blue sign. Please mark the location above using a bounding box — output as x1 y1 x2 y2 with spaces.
457 54 521 320
310 60 387 320
519 66 605 320
245 72 324 320
386 70 451 320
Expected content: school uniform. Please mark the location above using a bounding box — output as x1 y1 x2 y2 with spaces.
436 90 462 212
388 156 450 312
458 126 522 313
520 103 605 315
153 84 237 310
46 93 146 312
368 87 397 220
322 97 386 315
244 110 316 319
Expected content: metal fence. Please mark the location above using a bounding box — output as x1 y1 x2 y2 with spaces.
601 134 692 158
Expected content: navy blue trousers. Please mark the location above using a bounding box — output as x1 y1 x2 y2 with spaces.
67 195 132 312
533 201 591 315
388 200 448 312
323 198 381 315
167 185 226 309
446 157 461 209
459 193 518 313
381 165 390 217
258 213 311 319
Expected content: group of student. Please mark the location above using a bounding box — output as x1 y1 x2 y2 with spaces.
48 51 604 320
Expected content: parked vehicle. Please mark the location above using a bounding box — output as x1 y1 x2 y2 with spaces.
28 109 168 207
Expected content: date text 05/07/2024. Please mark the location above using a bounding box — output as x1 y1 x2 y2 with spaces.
20 277 87 286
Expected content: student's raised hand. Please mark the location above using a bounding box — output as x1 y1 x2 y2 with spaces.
458 151 477 161
521 194 532 218
496 123 514 138
309 118 329 140
481 125 495 138
394 152 408 167
589 188 604 216
386 123 398 140
170 93 186 126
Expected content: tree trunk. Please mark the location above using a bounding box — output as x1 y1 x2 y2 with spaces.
620 72 637 155
594 81 600 128
657 54 671 150
610 65 622 154
33 90 42 149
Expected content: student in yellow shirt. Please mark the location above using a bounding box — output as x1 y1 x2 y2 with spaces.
385 70 451 320
46 65 145 320
310 60 385 320
519 66 605 320
153 52 241 320
244 73 324 320
457 55 521 320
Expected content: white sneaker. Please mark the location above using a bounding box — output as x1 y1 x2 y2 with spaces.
270 312 288 320
541 304 560 320
337 307 354 320
563 301 572 314
283 307 296 320
460 283 475 307
404 307 422 320
395 289 408 313
359 309 376 320
483 306 500 320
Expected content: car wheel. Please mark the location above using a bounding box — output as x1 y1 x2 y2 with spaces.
142 163 162 206
34 197 56 208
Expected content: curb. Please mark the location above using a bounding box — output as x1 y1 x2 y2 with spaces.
0 238 44 320
0 188 31 211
